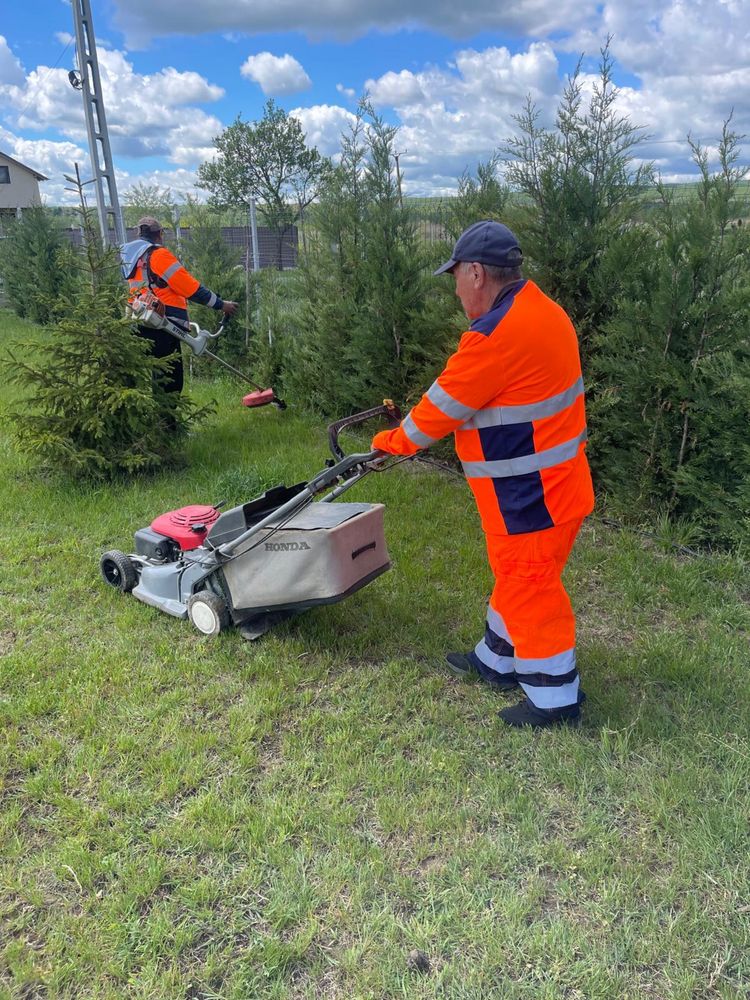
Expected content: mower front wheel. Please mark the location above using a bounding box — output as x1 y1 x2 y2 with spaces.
188 591 230 637
100 550 137 593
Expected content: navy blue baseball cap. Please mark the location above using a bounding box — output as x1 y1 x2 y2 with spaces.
434 220 523 275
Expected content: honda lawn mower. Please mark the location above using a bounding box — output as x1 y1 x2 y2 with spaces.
127 295 286 410
99 402 401 639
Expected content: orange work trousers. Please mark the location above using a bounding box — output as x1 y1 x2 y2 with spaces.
474 519 584 711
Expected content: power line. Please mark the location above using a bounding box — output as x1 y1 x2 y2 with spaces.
13 37 74 123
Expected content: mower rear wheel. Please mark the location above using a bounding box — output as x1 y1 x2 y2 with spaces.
100 550 137 593
188 591 230 637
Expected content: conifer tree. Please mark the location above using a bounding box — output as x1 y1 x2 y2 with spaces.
502 40 652 362
0 207 73 324
3 172 206 478
283 115 366 412
287 101 452 414
591 120 750 546
443 155 510 242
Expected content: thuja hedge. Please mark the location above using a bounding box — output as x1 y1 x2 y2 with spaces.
271 90 749 547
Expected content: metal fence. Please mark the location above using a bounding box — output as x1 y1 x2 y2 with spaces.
60 224 299 270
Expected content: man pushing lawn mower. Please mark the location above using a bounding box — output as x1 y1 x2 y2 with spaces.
371 221 595 729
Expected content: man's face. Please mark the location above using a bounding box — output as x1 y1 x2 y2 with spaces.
453 261 486 320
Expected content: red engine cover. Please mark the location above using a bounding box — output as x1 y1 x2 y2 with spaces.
151 504 221 551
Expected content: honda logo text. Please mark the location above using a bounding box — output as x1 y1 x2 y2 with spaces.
264 541 311 551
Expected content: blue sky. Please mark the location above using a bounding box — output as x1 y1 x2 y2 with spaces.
1 0 748 203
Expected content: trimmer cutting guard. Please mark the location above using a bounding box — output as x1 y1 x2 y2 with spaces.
243 389 276 407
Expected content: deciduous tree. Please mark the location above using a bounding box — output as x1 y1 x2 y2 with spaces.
197 100 328 267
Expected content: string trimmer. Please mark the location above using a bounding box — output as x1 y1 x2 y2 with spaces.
128 296 286 409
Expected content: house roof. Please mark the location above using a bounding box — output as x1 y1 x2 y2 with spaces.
0 151 48 182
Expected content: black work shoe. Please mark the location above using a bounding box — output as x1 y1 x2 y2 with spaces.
499 692 586 729
446 651 518 691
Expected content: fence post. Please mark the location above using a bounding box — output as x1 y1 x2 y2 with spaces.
174 204 182 252
246 200 261 349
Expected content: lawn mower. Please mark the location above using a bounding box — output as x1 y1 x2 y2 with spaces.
127 295 286 409
99 402 401 639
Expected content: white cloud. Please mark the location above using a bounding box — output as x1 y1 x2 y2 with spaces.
0 45 225 169
0 125 88 203
560 0 750 177
240 52 312 95
289 104 357 157
119 167 203 202
366 70 426 107
359 43 562 193
0 35 24 86
569 0 750 79
354 21 749 195
0 122 206 205
4 0 749 200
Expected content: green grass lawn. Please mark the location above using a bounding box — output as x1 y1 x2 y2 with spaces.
1 310 749 1000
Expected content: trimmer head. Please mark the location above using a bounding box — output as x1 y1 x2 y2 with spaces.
243 389 278 408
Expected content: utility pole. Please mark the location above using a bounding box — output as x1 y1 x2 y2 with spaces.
69 0 125 245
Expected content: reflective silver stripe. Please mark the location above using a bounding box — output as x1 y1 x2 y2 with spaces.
461 428 587 479
474 638 514 674
426 381 476 422
161 261 182 281
206 292 218 308
515 648 576 677
476 606 514 672
463 376 584 429
402 412 436 448
487 605 511 643
516 647 579 709
520 675 580 710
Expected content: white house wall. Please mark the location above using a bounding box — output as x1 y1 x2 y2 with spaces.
0 154 43 211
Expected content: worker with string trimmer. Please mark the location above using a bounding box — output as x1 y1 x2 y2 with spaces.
120 217 285 413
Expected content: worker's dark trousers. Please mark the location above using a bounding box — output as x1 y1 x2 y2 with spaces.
137 324 184 396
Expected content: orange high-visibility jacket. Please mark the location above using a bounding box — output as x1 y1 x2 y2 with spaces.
372 279 594 535
127 244 223 329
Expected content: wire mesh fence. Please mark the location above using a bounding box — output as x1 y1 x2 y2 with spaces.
60 224 300 270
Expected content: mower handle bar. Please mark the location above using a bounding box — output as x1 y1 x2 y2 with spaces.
190 317 225 341
215 447 386 559
327 401 401 461
215 402 401 560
